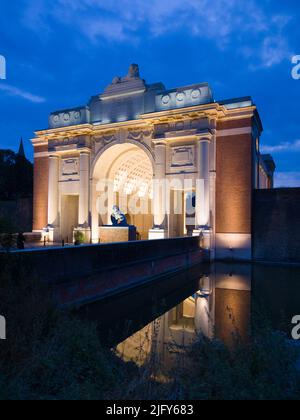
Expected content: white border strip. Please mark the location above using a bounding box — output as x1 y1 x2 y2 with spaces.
34 152 49 158
217 127 252 137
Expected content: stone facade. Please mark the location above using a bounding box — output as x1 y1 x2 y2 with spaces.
32 64 275 260
99 226 137 243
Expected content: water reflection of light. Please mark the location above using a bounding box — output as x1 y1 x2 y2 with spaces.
116 323 154 367
115 266 252 370
198 275 213 297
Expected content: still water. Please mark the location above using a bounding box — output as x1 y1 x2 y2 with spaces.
80 262 300 368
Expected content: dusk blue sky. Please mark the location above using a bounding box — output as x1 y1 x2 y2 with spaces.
0 0 299 186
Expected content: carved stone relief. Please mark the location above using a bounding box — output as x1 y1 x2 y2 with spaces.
51 109 84 127
127 129 153 142
153 118 206 139
49 135 92 151
49 137 79 149
103 133 117 144
171 146 195 168
61 158 79 177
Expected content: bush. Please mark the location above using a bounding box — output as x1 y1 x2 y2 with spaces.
6 318 118 400
170 332 300 401
74 230 85 246
0 257 120 400
0 233 15 251
0 216 15 235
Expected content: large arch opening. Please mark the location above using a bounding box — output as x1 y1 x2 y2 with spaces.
92 143 154 241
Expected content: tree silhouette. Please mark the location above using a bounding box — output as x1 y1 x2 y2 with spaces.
0 149 33 200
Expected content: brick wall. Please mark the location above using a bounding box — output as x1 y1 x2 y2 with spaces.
253 188 300 262
0 236 205 306
216 119 253 234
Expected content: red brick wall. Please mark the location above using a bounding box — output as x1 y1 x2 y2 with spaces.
218 118 252 130
216 120 253 234
33 156 49 230
34 145 48 154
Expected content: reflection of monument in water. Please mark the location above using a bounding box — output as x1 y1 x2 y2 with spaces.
116 263 252 368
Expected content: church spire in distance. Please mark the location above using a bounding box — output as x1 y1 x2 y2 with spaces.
18 137 25 158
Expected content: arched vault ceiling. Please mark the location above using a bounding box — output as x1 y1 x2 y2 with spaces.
93 143 153 197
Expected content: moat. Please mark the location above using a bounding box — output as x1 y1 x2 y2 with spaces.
79 262 300 368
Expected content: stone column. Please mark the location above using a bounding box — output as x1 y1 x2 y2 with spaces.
149 142 167 239
47 155 59 227
46 155 59 242
193 138 211 248
78 152 90 227
75 151 91 243
91 179 99 244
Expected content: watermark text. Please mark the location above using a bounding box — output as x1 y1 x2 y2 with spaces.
95 178 201 218
292 55 300 80
0 55 6 80
0 315 6 340
291 315 300 340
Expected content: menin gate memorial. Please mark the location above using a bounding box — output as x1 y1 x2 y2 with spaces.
32 64 275 260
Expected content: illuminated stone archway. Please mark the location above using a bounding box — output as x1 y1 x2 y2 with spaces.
91 142 154 241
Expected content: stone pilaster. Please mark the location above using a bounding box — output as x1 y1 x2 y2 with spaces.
149 141 167 239
47 155 59 228
78 151 91 242
193 138 211 249
78 152 90 227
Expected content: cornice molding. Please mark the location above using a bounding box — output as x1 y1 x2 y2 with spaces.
32 105 258 146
